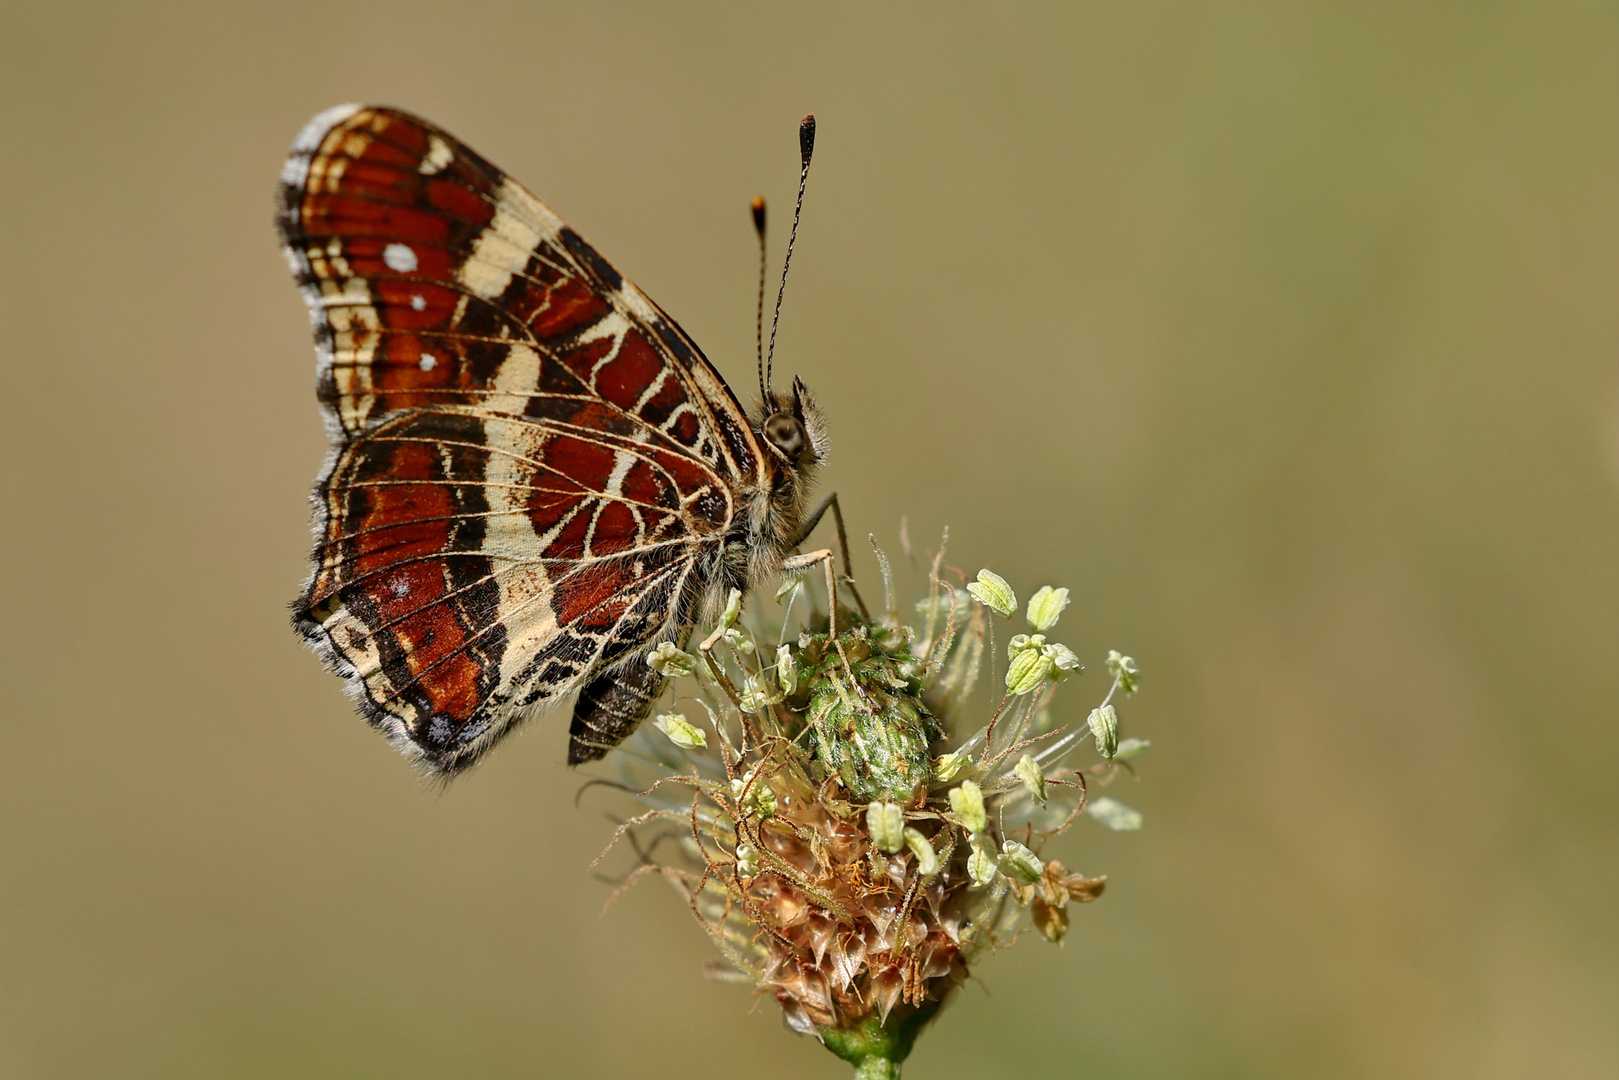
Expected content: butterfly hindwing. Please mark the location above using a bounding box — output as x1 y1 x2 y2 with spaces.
279 105 768 774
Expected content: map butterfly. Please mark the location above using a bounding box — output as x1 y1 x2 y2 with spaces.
278 105 833 775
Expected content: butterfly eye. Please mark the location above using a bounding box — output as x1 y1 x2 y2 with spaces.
763 412 807 460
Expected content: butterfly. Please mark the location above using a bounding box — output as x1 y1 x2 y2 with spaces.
277 104 840 775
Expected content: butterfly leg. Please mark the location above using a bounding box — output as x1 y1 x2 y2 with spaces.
696 619 745 708
791 492 872 622
702 549 843 652
782 548 840 637
782 547 870 699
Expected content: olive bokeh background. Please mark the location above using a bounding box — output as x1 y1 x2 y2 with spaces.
1 3 1613 1077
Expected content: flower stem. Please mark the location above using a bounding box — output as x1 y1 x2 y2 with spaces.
819 1004 941 1080
851 1055 901 1080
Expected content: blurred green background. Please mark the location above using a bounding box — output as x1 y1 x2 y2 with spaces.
1 2 1614 1077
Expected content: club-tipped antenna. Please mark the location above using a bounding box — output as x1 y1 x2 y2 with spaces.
763 114 816 400
751 195 768 406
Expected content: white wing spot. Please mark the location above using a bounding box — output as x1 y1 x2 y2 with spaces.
383 243 419 273
420 136 454 175
409 294 426 311
419 353 437 371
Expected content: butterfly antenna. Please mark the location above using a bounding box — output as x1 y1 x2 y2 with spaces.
752 195 768 406
764 114 816 398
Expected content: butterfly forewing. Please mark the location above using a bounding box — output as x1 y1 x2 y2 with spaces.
279 105 771 774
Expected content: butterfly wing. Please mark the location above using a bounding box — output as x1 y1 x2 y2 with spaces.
278 105 766 774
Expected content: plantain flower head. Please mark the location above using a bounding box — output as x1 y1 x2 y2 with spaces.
590 532 1150 1077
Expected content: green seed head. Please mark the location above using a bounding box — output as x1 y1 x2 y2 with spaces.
803 630 941 804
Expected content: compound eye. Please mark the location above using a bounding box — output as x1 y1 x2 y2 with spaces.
763 412 806 459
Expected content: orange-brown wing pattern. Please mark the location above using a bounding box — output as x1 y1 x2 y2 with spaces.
278 105 765 774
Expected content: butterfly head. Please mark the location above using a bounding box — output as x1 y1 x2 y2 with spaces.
759 376 828 474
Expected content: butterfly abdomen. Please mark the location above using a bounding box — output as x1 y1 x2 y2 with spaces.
568 660 666 765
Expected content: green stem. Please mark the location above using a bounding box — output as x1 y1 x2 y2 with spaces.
851 1056 900 1080
818 1004 941 1080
